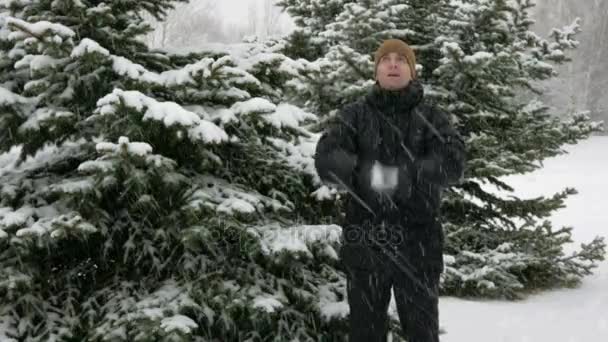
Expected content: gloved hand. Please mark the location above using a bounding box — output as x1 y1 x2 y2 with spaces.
319 148 357 190
415 158 445 185
394 163 413 201
354 159 374 194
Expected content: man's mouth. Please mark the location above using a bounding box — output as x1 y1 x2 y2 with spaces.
388 74 400 77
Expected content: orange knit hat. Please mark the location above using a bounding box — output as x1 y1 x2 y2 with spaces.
374 39 417 79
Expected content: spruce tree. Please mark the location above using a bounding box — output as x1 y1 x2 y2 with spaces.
0 1 347 340
279 0 606 299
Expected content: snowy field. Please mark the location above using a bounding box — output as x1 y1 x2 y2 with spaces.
439 135 608 342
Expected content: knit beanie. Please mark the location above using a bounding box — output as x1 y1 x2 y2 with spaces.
374 39 417 79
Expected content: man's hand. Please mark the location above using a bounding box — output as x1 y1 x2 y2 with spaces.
355 159 374 193
395 163 413 200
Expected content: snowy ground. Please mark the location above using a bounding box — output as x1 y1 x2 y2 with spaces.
439 136 608 342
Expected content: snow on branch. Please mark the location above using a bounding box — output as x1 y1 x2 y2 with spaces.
95 89 229 144
5 17 75 41
0 86 29 106
251 223 341 259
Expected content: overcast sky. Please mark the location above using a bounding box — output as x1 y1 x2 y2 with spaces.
216 0 294 29
216 0 254 24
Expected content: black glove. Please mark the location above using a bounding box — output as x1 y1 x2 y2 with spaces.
394 163 413 201
354 159 374 195
317 148 357 190
415 158 445 185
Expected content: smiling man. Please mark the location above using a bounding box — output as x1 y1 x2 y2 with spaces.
314 39 466 341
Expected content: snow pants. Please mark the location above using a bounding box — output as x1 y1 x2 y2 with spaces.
340 219 443 342
345 264 440 342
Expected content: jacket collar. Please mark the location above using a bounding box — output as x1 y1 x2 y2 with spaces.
365 79 424 115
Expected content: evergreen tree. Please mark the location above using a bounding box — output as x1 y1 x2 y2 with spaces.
0 1 347 340
279 0 606 299
277 0 357 61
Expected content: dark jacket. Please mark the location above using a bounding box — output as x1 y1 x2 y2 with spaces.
314 80 465 272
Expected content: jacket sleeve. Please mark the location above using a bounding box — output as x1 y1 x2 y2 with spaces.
414 107 466 187
314 106 359 189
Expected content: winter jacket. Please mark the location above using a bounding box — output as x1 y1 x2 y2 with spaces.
314 80 465 273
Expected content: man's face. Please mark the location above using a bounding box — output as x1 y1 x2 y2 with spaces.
376 52 412 90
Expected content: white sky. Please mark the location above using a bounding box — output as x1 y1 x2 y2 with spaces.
216 0 255 24
216 0 294 29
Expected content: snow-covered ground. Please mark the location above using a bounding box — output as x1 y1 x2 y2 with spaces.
440 135 608 342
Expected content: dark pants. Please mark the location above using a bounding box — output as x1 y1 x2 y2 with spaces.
340 218 444 341
344 254 441 342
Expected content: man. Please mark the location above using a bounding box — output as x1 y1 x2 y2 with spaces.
314 39 466 342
